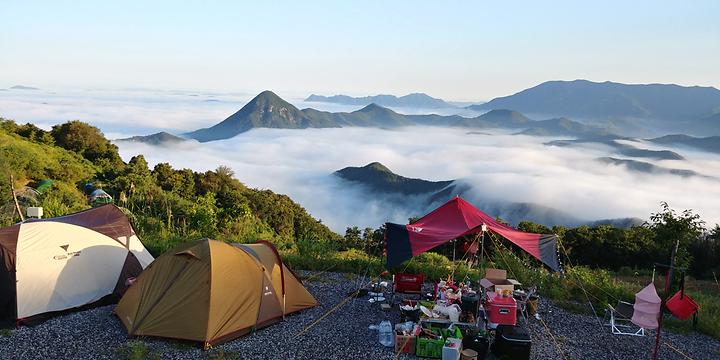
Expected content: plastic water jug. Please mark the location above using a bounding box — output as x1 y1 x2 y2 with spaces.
378 320 393 347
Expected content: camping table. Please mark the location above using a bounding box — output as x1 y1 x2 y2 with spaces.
419 317 481 329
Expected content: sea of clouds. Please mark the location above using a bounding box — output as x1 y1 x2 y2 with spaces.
2 87 719 232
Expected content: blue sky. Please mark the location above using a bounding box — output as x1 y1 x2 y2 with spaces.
1 1 718 100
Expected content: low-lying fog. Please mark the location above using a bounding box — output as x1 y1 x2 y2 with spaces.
116 127 720 232
3 87 719 232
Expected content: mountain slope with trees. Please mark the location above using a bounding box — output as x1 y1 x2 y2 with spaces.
0 117 341 255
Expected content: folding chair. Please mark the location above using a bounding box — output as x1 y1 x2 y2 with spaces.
390 273 425 305
604 301 645 336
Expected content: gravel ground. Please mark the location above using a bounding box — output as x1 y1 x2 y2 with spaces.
0 271 718 360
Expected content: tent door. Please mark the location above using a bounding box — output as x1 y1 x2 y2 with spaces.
0 269 16 328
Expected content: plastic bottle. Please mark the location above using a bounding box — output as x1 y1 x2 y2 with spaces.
378 320 394 347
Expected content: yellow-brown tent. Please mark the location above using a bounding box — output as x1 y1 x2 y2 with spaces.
114 239 317 346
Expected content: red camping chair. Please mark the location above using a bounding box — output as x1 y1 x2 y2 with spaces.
666 275 700 322
394 273 424 294
391 273 425 305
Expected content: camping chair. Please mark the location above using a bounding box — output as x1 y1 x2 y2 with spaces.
390 273 425 305
515 287 537 319
604 301 645 336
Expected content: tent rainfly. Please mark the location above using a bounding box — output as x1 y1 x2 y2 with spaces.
114 239 318 346
385 197 561 271
0 205 154 326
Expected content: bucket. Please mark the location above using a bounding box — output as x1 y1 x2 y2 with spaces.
460 349 478 360
666 291 699 321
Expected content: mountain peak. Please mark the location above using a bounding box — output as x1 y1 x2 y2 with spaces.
115 131 188 146
249 90 291 106
363 161 392 173
185 90 309 142
335 162 452 195
357 103 388 112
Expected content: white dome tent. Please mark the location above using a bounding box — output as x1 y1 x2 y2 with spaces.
0 205 154 326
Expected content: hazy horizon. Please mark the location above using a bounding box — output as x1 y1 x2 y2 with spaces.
2 1 719 100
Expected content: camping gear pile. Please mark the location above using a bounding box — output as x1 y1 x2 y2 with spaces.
384 266 537 359
382 197 566 359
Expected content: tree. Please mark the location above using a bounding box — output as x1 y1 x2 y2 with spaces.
648 202 704 272
689 224 720 278
344 226 362 250
50 121 120 161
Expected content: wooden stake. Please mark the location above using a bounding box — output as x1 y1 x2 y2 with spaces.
10 175 24 222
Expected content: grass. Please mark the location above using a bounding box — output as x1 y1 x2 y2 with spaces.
206 349 239 360
116 340 160 360
615 274 720 339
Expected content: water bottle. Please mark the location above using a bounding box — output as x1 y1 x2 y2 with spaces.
378 320 394 347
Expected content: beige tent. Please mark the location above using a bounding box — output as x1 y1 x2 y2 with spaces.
0 205 153 326
114 239 317 346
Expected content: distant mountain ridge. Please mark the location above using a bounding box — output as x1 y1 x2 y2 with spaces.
10 85 39 90
648 134 720 154
334 162 452 195
334 162 641 227
184 91 615 142
597 157 709 178
469 80 720 122
115 132 189 146
547 136 685 160
306 93 452 108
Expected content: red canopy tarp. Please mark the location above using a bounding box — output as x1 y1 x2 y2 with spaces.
385 197 560 271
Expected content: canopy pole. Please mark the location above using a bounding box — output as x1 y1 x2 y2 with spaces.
479 224 487 272
452 239 456 263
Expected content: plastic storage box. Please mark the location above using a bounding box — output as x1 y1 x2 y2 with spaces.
442 338 462 360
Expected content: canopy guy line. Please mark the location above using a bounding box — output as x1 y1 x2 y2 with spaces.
487 232 569 360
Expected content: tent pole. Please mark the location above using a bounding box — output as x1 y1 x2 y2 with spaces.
652 238 680 360
452 239 456 263
480 231 485 270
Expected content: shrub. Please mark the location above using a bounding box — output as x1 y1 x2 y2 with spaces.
116 340 159 360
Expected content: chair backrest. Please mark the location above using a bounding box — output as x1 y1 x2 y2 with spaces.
615 301 635 319
395 273 424 293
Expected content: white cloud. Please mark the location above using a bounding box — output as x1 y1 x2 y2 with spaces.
115 127 720 232
4 88 719 233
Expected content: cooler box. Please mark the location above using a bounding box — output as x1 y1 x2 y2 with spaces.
462 335 488 359
492 325 531 360
442 338 462 360
485 294 517 326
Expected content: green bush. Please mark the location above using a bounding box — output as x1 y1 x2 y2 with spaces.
115 340 159 360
